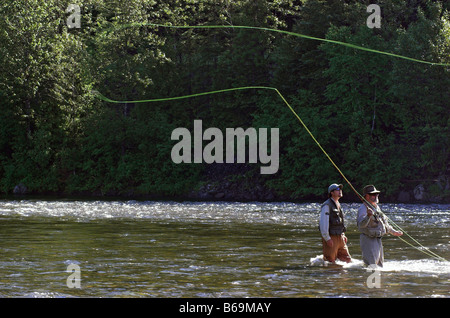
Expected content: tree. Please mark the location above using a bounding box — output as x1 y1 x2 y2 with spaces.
0 0 88 193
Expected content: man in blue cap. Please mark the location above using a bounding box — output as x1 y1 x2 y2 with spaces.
319 183 352 263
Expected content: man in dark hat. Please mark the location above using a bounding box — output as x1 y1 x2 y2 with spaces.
357 185 403 267
319 183 352 263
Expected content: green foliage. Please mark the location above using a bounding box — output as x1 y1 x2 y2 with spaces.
0 0 448 201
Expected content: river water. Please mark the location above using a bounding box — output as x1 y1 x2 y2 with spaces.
0 200 448 298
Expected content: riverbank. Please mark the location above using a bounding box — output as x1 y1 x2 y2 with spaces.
7 166 450 204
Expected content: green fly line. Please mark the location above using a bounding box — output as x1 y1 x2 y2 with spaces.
99 22 450 67
94 23 449 261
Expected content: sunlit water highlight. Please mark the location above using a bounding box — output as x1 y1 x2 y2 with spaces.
0 200 448 297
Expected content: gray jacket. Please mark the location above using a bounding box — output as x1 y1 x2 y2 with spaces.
357 204 394 238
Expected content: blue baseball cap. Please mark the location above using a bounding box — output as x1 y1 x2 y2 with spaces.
328 183 343 193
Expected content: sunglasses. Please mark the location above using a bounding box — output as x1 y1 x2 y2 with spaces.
333 188 341 191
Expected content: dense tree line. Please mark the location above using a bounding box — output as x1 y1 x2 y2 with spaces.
1 0 449 201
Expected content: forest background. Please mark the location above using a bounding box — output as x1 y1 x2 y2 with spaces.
1 0 449 202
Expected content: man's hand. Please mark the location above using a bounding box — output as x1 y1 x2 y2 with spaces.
367 208 374 216
326 239 334 247
392 230 403 236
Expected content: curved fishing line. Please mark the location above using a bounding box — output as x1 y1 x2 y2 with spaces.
387 217 446 261
99 22 450 67
94 23 448 261
396 234 447 261
92 86 277 104
93 87 447 262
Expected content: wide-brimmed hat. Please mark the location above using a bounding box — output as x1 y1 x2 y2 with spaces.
328 183 343 193
363 185 381 195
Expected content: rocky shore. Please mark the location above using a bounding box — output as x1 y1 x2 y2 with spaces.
10 167 450 203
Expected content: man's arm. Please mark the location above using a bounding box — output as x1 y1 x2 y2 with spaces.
319 205 331 242
380 212 403 236
357 204 372 228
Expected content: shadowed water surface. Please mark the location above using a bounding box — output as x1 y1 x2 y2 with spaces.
0 200 448 297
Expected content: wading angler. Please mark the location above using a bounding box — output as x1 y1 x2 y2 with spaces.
171 120 279 174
